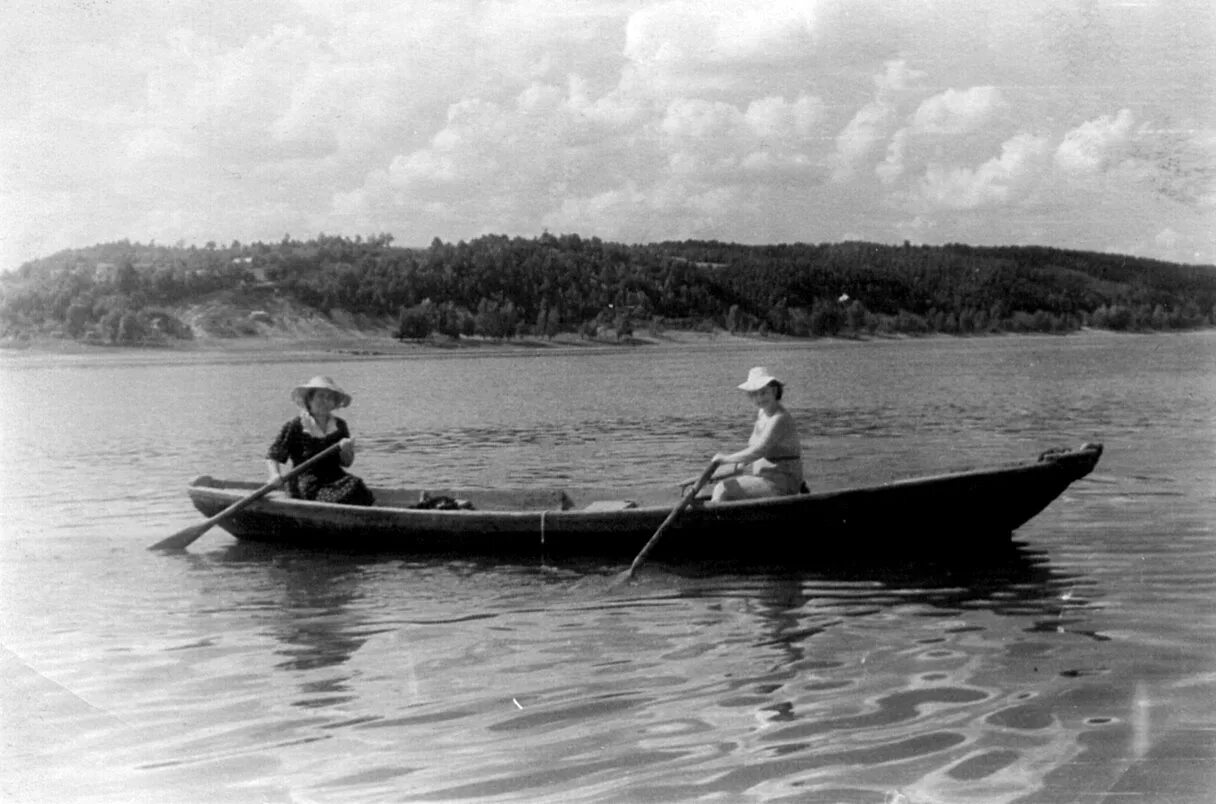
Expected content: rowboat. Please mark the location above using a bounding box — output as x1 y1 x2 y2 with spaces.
185 443 1102 560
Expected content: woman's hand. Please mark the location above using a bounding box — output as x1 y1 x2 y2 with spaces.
265 472 288 498
339 437 355 465
266 459 286 487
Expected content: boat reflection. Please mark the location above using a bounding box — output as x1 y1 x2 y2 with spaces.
211 536 1104 715
217 542 377 708
669 539 1106 644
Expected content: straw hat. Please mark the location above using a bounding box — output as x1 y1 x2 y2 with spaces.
291 376 351 408
737 366 781 391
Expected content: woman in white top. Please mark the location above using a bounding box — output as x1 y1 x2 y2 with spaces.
710 367 804 502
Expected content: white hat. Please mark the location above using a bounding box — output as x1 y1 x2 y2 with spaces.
737 366 781 391
291 375 351 408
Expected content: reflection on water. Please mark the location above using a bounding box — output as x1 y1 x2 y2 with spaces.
191 538 1121 801
224 542 1092 667
214 546 385 713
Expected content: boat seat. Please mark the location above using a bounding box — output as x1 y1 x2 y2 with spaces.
582 500 638 512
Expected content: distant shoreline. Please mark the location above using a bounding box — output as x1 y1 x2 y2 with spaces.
1 329 756 363
2 327 1207 367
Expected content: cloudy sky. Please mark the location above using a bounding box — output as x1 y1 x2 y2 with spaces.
2 0 1213 271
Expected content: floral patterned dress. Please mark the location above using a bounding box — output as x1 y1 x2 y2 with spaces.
266 415 375 506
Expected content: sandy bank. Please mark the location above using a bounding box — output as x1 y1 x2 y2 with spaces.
1 327 1204 368
0 328 816 366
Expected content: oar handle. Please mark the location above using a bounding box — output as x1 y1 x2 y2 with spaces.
624 459 720 580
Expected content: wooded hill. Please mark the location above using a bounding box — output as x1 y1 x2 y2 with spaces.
2 233 1213 345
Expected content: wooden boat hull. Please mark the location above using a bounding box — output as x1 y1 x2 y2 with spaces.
186 443 1102 560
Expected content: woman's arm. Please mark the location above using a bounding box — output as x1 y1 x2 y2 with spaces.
266 419 296 485
713 445 761 465
337 419 355 467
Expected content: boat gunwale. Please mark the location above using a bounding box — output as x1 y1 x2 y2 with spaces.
187 443 1102 519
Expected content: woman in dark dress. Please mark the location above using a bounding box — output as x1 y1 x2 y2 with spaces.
265 376 375 506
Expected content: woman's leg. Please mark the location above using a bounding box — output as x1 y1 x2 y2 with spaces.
314 474 375 506
711 475 780 502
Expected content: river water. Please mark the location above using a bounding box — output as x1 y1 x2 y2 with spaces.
1 332 1213 803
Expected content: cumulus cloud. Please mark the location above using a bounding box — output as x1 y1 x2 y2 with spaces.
831 60 924 182
876 128 909 185
833 102 896 182
623 0 817 68
1055 109 1136 174
910 86 1003 135
660 93 825 168
918 133 1051 209
1043 111 1216 218
616 0 850 103
661 98 747 147
332 75 659 241
746 94 824 141
337 71 830 240
874 85 1004 185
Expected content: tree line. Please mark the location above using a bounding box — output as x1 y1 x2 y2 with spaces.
1 232 1213 345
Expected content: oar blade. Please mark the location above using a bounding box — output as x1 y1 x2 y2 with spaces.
148 523 210 552
617 459 720 583
608 568 636 589
150 441 343 552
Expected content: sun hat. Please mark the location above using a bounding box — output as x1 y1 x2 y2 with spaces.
737 366 781 391
291 376 351 408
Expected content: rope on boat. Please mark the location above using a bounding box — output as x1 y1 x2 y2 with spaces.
540 510 547 546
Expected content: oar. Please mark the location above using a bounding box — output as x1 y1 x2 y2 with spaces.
614 459 719 585
149 442 343 551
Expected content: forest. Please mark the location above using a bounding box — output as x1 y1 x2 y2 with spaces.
2 232 1214 345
